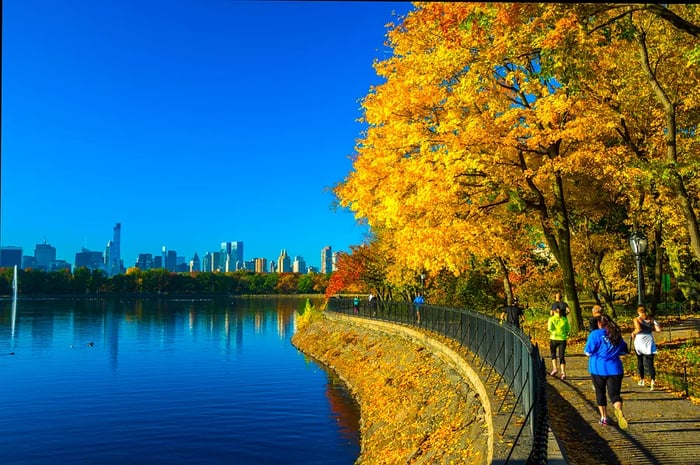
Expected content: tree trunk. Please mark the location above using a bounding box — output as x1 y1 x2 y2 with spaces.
528 166 583 332
497 256 514 305
637 33 700 263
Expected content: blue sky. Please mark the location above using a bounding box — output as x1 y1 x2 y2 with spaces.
1 0 414 269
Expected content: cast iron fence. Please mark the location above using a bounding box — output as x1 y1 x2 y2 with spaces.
326 297 549 465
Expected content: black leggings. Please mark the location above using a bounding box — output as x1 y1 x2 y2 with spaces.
636 353 656 380
549 339 567 364
591 374 624 406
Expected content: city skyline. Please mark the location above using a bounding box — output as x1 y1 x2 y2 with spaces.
1 223 334 272
0 2 413 270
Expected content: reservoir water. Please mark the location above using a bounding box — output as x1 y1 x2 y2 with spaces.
0 296 360 465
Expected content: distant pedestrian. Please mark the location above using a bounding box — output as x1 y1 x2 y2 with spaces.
500 297 524 329
550 292 571 316
632 305 661 390
353 296 360 314
548 305 571 380
413 294 424 324
588 305 603 332
584 315 629 429
368 293 377 316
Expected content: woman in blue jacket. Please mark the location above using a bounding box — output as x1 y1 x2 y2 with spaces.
584 314 629 429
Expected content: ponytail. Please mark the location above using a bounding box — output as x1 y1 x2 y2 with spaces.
599 315 622 345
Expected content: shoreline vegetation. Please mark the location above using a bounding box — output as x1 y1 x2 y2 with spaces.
292 308 490 465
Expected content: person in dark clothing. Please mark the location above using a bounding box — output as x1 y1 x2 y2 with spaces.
550 292 571 316
588 304 603 332
500 298 524 329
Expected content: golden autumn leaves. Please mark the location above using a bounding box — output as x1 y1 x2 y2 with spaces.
292 315 489 464
334 3 700 331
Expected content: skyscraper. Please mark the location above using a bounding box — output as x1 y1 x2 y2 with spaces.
166 250 177 272
34 242 57 271
75 248 104 271
106 223 122 277
0 247 23 268
221 241 244 272
254 257 267 273
232 241 244 270
135 253 154 270
321 246 333 274
293 256 307 274
190 253 201 272
277 249 291 273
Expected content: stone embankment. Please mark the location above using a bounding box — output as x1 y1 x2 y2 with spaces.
292 313 491 465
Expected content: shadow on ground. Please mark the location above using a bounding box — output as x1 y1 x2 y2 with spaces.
547 381 622 465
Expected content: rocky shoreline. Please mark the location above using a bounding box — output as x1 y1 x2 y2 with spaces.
292 314 490 465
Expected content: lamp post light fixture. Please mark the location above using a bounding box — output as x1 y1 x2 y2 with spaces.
420 272 425 295
629 231 649 306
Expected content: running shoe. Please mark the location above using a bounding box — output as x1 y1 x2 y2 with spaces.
615 407 628 430
599 418 609 426
638 380 645 386
650 380 655 391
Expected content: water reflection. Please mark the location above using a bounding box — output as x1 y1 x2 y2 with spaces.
0 296 358 465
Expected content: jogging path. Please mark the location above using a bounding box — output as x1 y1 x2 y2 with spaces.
546 318 700 465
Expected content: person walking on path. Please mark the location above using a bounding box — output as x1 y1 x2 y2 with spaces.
548 305 571 379
500 297 524 329
368 293 377 316
550 292 571 316
631 305 662 390
584 314 629 429
413 294 424 324
353 296 360 314
588 304 603 332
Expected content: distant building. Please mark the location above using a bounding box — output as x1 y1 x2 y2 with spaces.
175 256 187 272
231 241 244 269
202 251 224 272
22 256 37 269
34 242 57 271
0 247 23 268
75 248 105 271
292 256 306 274
105 223 122 277
166 250 177 272
154 256 163 269
244 260 256 272
135 253 154 270
254 258 267 273
49 260 71 272
321 246 333 274
189 253 201 272
277 249 291 273
220 241 244 272
202 253 212 272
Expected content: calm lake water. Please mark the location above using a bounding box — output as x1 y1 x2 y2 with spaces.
0 297 360 465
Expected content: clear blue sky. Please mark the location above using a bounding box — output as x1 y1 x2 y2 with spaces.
1 0 413 269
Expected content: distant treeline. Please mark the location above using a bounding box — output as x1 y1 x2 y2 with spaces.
0 267 330 296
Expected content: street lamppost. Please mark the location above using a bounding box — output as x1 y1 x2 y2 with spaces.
420 272 425 295
629 231 648 306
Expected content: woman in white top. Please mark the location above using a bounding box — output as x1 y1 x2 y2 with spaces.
631 305 661 390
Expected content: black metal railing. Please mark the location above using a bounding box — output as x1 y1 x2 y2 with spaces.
327 297 549 465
